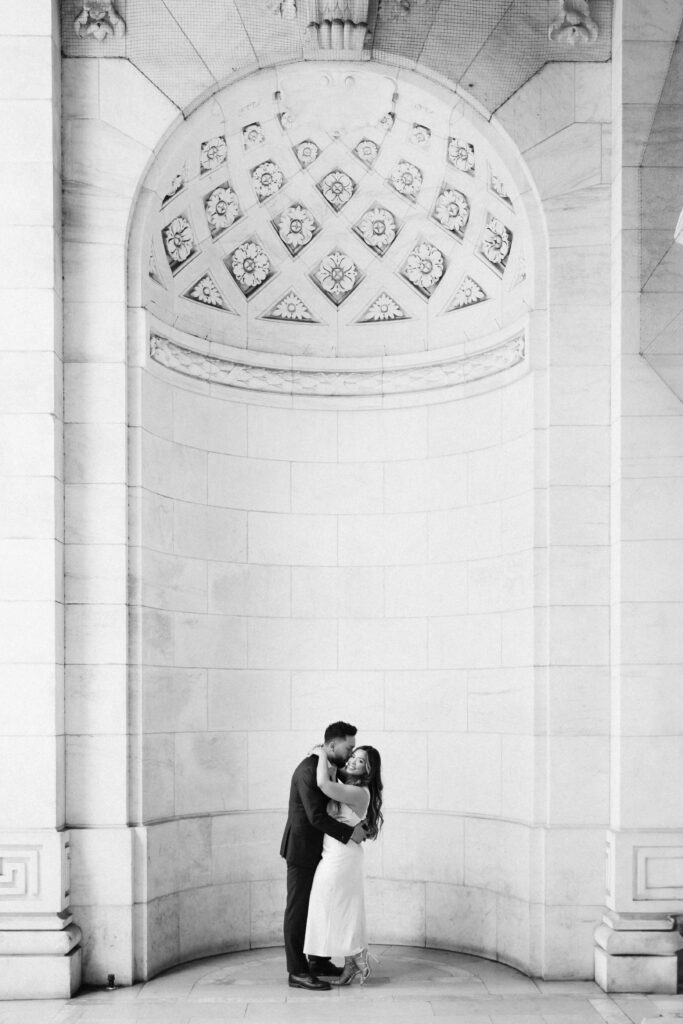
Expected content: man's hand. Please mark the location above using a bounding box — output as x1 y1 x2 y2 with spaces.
350 823 366 844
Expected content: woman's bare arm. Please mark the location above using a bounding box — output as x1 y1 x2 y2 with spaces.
312 746 369 816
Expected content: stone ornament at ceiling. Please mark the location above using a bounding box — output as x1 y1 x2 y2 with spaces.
63 0 611 114
143 62 531 364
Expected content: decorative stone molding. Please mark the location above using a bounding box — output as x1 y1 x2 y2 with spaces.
595 912 683 994
548 0 598 46
0 831 80 998
0 846 41 899
149 331 525 396
303 0 370 50
74 0 126 41
267 0 298 17
142 62 530 361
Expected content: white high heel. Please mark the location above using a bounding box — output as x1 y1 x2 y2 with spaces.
356 947 378 984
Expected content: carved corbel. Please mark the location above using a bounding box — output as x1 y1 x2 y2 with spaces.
74 0 126 41
303 0 370 50
548 0 598 46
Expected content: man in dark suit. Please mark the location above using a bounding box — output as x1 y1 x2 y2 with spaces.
280 720 366 991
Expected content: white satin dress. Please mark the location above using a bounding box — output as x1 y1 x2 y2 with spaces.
303 796 368 958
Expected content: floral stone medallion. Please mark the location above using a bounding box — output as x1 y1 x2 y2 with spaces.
242 122 265 149
275 204 318 255
294 140 320 168
162 214 196 272
227 239 272 295
480 215 512 273
318 170 356 212
262 290 318 323
200 135 227 173
410 123 431 147
251 160 285 201
204 183 240 236
313 251 361 305
446 275 487 311
357 292 409 323
389 160 423 201
353 138 379 167
402 240 445 297
447 137 475 175
432 186 470 237
183 273 235 312
354 206 397 254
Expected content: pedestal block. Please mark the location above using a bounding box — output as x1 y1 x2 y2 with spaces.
594 913 683 994
0 831 82 998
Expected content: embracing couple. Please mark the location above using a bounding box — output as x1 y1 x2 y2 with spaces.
280 720 384 991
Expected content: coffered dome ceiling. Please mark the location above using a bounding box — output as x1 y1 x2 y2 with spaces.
144 62 532 362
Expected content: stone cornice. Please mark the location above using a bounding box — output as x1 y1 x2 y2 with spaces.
149 331 526 396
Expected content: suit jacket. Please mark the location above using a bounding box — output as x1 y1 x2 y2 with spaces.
280 755 354 867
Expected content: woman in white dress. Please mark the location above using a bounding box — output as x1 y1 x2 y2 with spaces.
303 745 384 986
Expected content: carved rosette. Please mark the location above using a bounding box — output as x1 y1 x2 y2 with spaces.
251 161 285 201
242 122 266 149
447 138 475 175
162 215 196 272
403 241 445 296
276 204 318 254
228 240 273 295
354 138 379 166
480 215 512 273
319 170 356 211
355 207 397 254
295 140 320 168
410 124 431 147
204 185 240 236
200 136 227 173
390 160 423 200
433 187 470 237
313 250 361 304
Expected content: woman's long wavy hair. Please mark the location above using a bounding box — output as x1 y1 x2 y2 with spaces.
354 745 384 839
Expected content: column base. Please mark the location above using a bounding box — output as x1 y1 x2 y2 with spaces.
594 913 683 994
0 946 82 1000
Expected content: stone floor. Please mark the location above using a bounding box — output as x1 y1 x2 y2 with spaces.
1 947 681 1024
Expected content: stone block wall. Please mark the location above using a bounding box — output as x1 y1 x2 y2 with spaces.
128 356 537 974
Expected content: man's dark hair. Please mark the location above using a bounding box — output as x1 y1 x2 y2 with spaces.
324 721 357 743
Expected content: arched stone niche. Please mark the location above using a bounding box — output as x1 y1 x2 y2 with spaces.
124 57 550 982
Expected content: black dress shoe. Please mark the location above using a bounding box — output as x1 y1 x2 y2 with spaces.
288 972 332 990
308 959 343 977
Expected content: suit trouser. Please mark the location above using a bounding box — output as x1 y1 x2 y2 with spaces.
284 861 330 974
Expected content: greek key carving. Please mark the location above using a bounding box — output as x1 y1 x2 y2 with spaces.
0 846 41 900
